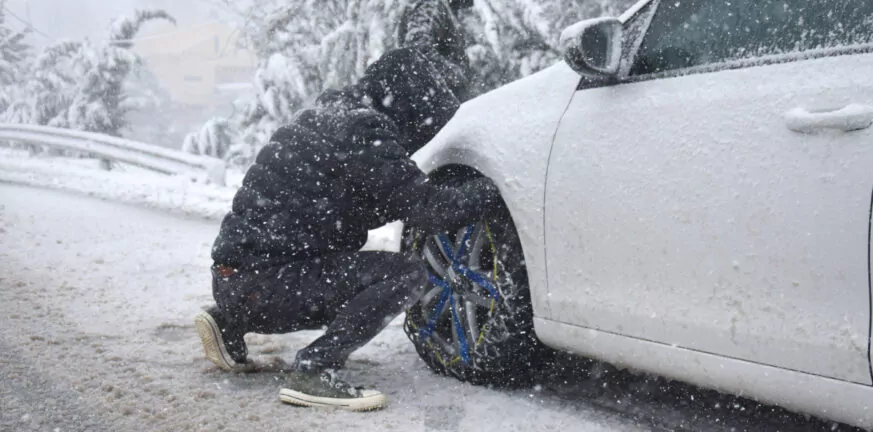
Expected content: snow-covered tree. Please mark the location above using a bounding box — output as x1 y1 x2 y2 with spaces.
55 10 176 137
2 41 78 126
4 10 175 138
0 2 28 82
461 0 634 93
231 0 411 158
124 65 179 147
183 117 237 159
0 1 31 114
190 0 632 166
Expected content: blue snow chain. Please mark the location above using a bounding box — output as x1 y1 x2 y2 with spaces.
455 225 476 261
419 226 500 363
421 275 451 341
438 233 456 261
449 292 471 363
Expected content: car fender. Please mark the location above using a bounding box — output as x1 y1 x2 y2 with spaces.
411 61 582 319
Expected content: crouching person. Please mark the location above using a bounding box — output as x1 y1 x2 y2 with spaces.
194 0 495 411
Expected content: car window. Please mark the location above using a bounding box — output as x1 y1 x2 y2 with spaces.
630 0 873 76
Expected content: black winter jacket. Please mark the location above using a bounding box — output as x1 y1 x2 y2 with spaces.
212 47 500 269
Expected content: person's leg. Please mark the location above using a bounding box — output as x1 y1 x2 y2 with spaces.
196 261 335 372
198 252 425 370
279 251 427 411
292 251 428 372
194 266 258 372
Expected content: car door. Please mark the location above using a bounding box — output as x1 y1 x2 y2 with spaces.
544 0 873 384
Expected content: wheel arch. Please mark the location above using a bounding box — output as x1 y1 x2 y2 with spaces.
416 159 548 323
410 62 583 321
421 162 527 255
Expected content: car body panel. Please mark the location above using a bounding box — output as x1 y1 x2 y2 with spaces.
544 50 873 384
407 1 873 427
412 61 582 319
535 317 873 429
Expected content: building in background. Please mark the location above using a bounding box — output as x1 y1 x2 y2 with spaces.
135 21 256 113
125 21 256 149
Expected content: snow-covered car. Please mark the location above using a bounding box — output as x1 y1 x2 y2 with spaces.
400 0 873 428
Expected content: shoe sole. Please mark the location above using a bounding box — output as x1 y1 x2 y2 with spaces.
194 311 244 372
279 389 387 412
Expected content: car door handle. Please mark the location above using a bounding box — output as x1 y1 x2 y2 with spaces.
785 104 873 133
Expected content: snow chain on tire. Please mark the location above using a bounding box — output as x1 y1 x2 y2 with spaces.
402 175 543 388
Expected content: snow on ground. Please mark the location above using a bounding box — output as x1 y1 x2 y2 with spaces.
1 151 854 432
0 183 647 432
0 151 644 431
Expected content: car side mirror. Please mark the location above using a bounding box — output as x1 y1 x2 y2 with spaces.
560 18 623 78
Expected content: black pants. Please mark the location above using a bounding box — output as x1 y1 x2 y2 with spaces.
212 252 427 371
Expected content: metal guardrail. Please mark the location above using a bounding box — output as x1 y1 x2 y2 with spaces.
0 123 227 186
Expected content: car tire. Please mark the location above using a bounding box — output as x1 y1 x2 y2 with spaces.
402 172 544 387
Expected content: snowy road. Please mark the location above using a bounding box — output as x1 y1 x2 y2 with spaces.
0 183 856 432
0 184 650 432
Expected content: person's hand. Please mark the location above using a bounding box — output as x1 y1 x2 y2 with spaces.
463 177 502 215
449 0 474 11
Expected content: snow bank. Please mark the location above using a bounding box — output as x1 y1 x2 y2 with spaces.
0 149 234 219
0 148 402 251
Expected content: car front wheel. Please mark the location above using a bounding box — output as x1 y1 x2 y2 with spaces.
403 174 542 387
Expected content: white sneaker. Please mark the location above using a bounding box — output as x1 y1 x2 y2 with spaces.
194 308 253 372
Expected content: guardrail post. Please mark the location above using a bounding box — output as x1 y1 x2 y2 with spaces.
205 159 227 186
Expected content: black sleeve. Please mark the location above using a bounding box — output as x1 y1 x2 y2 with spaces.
302 76 499 233
397 175 502 233
353 137 501 233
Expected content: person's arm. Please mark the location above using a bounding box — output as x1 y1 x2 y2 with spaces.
398 174 502 232
300 80 500 232
352 134 501 232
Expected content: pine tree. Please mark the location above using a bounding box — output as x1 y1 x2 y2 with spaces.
4 10 174 136
3 40 78 125
56 10 176 137
0 1 31 115
124 65 177 147
182 117 236 159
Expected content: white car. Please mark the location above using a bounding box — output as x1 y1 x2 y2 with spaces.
400 0 873 429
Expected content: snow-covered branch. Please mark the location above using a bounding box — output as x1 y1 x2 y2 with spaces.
186 0 633 166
